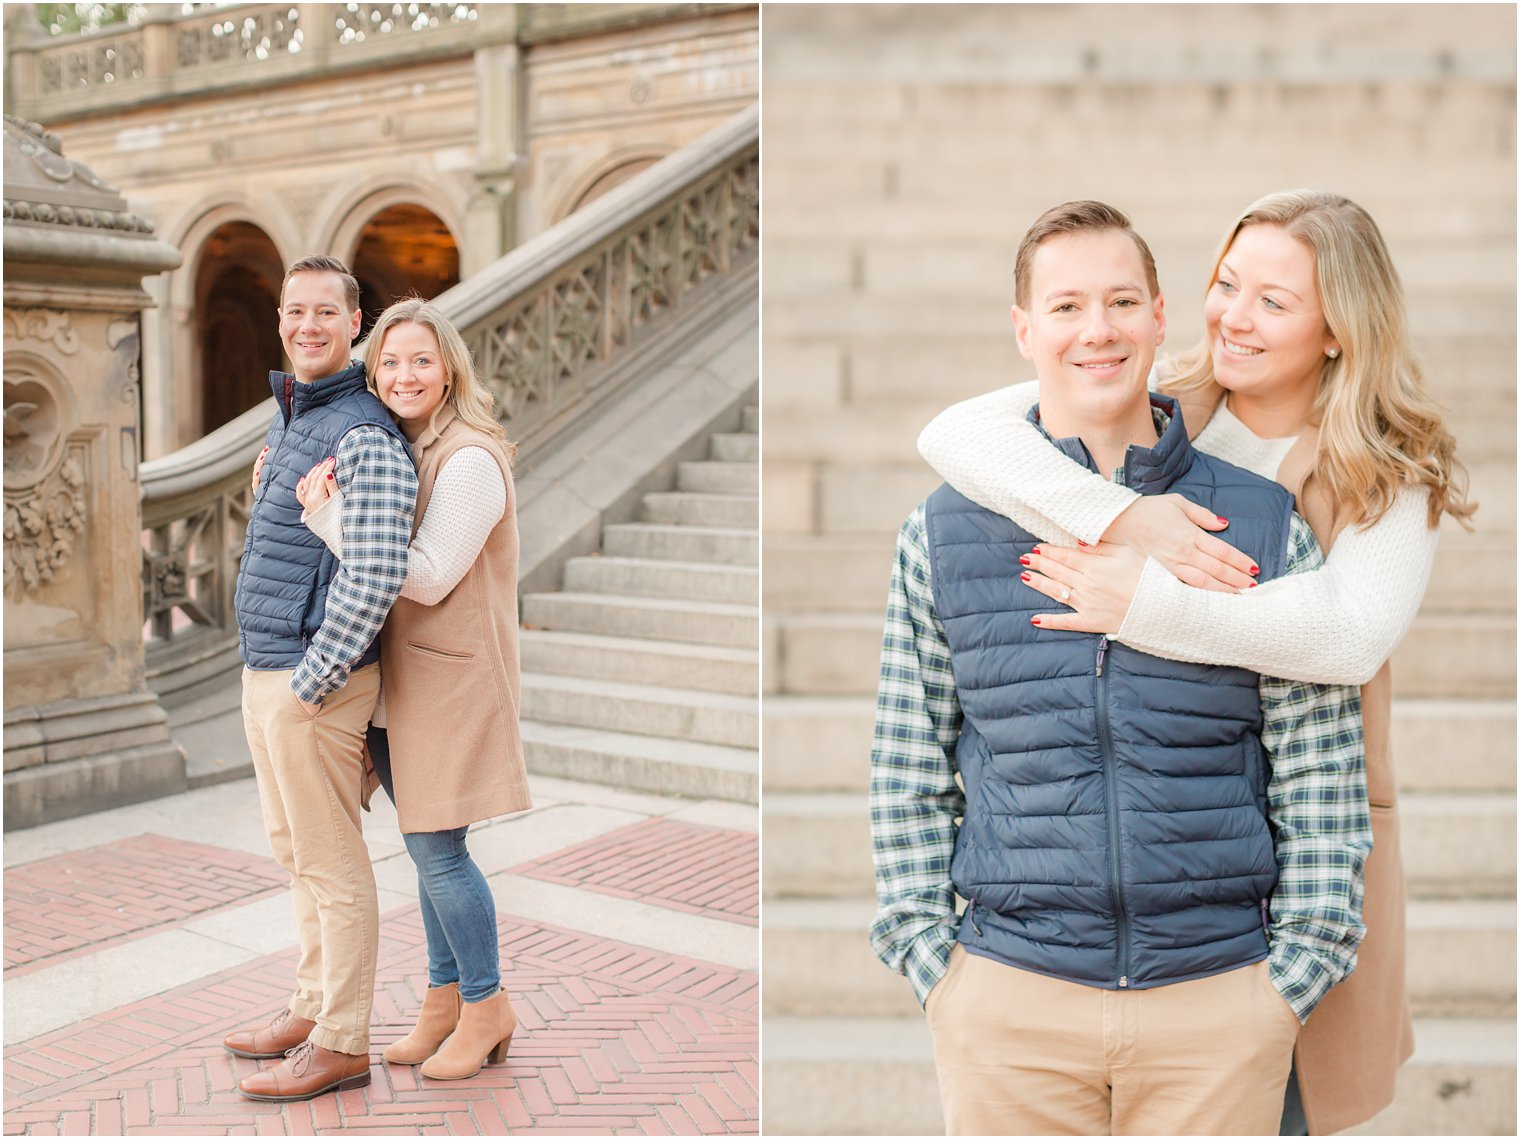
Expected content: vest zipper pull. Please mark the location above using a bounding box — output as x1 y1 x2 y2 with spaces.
1096 635 1109 677
968 900 983 937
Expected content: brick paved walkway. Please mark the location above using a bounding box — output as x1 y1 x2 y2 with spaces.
511 821 758 926
5 836 287 977
4 824 758 1135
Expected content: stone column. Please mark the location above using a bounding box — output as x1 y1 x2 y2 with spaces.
3 114 185 829
463 6 522 276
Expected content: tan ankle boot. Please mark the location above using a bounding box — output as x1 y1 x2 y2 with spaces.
420 988 516 1080
383 983 461 1065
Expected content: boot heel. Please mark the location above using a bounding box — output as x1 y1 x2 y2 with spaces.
487 1032 513 1064
335 1071 372 1093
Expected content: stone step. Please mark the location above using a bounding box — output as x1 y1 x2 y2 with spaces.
642 490 758 529
522 591 758 649
602 523 757 566
768 613 882 697
764 535 896 613
519 719 755 804
764 790 1516 902
521 672 757 750
519 629 757 698
711 431 759 463
761 897 1515 1020
1391 613 1516 699
762 695 1517 796
563 555 758 606
763 1015 1516 1137
1423 530 1516 614
763 696 875 792
677 460 757 495
1402 793 1516 899
741 405 757 434
1393 699 1516 792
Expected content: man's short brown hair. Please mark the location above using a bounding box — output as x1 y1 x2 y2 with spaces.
280 255 361 313
1013 201 1160 310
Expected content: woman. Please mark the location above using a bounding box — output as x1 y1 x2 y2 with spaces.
916 190 1474 1135
295 297 531 1081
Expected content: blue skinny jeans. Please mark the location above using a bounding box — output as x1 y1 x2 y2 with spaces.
367 726 500 1003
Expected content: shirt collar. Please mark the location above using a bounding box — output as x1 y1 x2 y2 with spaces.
1026 392 1193 492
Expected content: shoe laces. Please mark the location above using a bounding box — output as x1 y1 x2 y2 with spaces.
284 1039 315 1074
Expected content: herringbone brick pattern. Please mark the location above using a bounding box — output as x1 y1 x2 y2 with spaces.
510 820 758 926
4 835 286 976
4 843 758 1135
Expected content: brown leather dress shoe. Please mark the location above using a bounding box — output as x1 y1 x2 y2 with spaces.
223 1008 316 1059
237 1041 371 1102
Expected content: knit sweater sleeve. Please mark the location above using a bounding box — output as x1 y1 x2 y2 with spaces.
302 446 507 607
916 380 1139 545
1116 486 1439 685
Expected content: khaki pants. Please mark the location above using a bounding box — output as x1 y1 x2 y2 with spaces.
242 665 381 1055
927 947 1300 1136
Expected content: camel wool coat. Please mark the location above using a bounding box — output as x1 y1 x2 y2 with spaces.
1176 386 1415 1137
377 406 532 833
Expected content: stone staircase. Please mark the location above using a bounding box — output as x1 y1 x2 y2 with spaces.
519 407 758 804
760 6 1514 1134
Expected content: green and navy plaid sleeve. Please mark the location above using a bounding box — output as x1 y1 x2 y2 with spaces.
291 425 417 703
868 504 967 1007
1260 512 1373 1021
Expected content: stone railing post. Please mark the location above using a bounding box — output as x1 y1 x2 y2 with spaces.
3 115 186 830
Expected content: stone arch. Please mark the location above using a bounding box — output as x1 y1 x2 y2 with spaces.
554 146 673 224
164 200 297 448
322 183 463 341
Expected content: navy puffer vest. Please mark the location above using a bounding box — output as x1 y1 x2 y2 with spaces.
924 394 1297 991
234 363 409 670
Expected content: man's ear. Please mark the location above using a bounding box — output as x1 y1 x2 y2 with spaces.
1010 304 1034 361
348 307 362 340
1152 291 1166 348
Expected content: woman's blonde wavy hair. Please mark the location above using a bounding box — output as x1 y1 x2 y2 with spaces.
1163 190 1473 530
363 297 515 462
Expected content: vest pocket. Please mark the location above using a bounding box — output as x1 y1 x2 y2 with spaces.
406 641 475 662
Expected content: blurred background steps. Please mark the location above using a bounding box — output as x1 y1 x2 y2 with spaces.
520 407 758 804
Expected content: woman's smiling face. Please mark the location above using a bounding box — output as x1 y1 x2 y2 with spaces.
374 321 448 425
1204 223 1339 406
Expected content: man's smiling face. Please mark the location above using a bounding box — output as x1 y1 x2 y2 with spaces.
1011 228 1166 433
278 271 361 384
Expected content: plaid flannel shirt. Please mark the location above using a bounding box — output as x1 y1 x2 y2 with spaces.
868 500 1371 1023
290 424 416 703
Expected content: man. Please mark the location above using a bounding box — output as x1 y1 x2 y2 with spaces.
223 256 417 1102
868 202 1371 1135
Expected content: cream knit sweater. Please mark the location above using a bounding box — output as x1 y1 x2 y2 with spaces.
916 379 1439 686
303 446 507 723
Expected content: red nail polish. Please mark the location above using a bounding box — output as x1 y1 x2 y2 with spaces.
1020 572 1031 583
1077 540 1089 547
1216 516 1228 525
1031 546 1043 556
1030 616 1042 626
1249 564 1259 575
327 473 334 481
1019 556 1031 567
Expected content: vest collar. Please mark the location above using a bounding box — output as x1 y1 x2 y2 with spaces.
268 361 368 417
407 403 458 457
1028 392 1194 495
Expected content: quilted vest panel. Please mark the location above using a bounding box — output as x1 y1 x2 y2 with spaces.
924 395 1298 991
234 363 410 670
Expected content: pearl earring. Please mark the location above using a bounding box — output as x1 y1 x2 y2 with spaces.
1326 348 1340 359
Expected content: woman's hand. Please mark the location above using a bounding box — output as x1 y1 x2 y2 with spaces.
1101 494 1259 591
251 446 268 493
1021 542 1150 633
295 456 336 514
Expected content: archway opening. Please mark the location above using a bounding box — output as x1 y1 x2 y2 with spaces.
195 221 284 435
569 157 661 217
349 204 460 342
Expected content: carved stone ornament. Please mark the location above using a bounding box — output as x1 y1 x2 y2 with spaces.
2 114 157 234
4 442 87 601
4 308 80 356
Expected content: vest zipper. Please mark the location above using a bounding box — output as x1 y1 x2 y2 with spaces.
1095 634 1131 988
